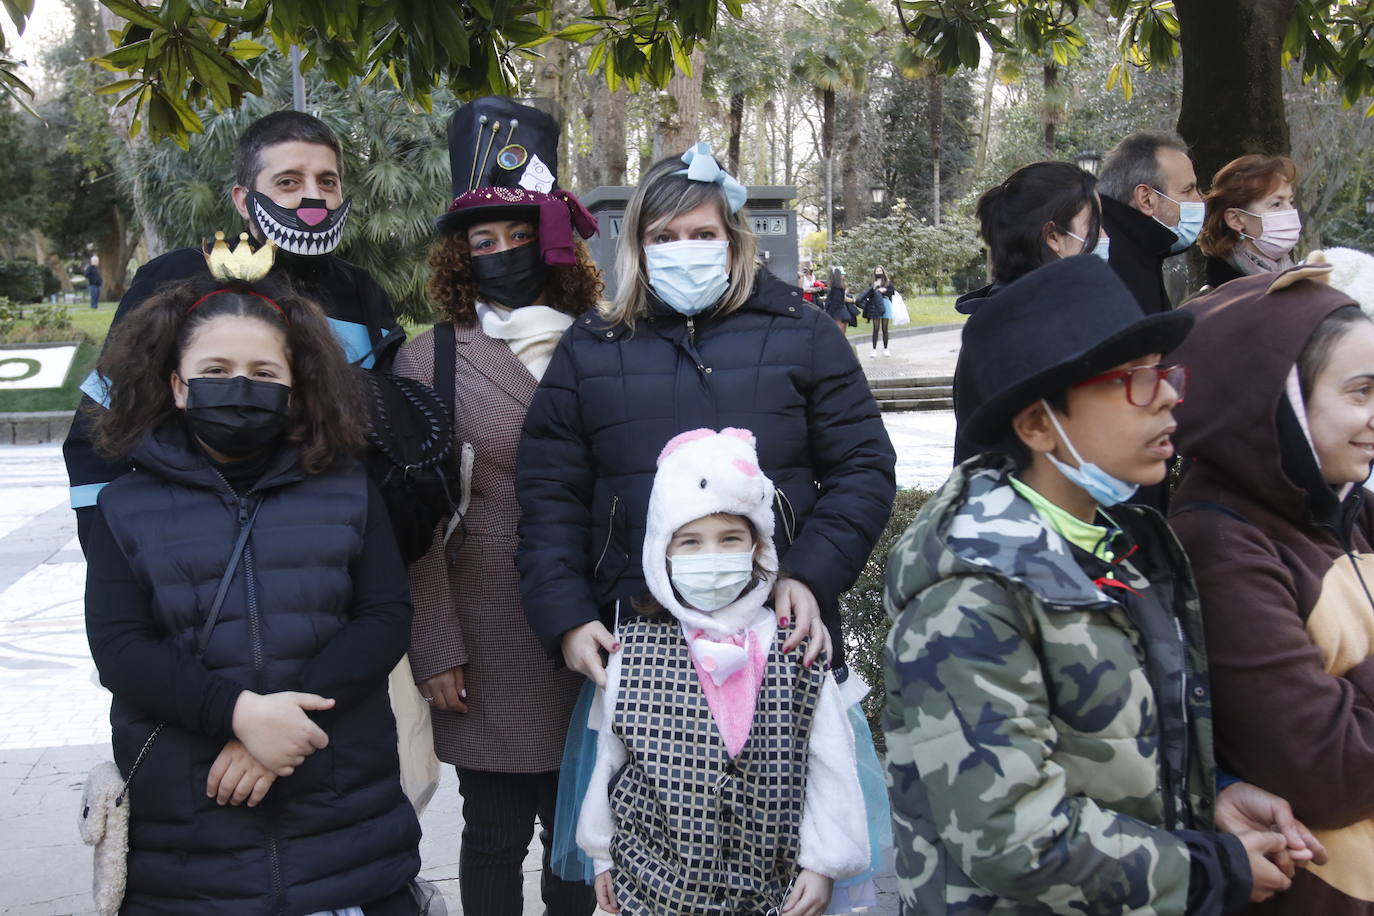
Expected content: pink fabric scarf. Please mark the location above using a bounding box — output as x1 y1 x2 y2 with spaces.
690 630 767 757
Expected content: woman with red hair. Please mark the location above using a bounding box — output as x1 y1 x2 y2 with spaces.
1200 154 1301 287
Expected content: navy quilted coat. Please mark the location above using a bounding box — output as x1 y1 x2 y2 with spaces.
96 426 420 916
515 270 896 670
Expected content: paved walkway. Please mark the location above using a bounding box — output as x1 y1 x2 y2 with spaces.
0 331 960 914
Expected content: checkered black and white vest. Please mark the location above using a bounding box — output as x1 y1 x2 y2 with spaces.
609 616 824 915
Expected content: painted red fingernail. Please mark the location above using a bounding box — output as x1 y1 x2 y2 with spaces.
612 642 621 651
780 617 790 628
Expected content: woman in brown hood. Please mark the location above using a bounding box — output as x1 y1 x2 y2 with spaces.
1170 265 1374 914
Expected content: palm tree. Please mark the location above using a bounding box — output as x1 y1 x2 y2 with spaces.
789 0 883 235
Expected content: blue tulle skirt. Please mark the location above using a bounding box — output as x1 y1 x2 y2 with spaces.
551 680 598 882
826 704 894 914
549 679 894 905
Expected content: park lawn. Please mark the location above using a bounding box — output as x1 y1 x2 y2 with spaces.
0 303 116 413
844 293 963 339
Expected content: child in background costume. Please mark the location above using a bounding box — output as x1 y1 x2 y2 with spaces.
577 428 871 916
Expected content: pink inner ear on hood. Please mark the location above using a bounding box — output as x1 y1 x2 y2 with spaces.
732 458 759 477
658 428 715 464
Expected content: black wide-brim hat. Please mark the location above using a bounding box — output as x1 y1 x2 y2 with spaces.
436 96 562 233
962 254 1194 449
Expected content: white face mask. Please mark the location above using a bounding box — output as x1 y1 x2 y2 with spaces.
644 239 731 316
1238 207 1302 261
669 551 754 611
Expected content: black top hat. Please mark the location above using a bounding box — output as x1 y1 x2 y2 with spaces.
436 96 563 233
962 254 1194 449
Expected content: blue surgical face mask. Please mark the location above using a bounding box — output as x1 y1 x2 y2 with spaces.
1151 188 1205 254
669 550 754 611
1064 230 1110 263
644 240 731 316
1041 399 1139 506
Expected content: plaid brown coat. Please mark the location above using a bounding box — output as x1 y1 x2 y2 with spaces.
395 323 583 772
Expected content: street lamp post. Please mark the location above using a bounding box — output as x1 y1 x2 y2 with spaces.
869 185 887 216
1076 149 1102 176
1364 193 1374 220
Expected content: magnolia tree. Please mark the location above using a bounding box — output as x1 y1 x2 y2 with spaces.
829 200 983 295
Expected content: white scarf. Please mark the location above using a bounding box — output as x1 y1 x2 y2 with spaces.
476 302 573 381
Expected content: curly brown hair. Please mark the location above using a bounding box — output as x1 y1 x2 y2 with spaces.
90 276 367 474
426 232 603 325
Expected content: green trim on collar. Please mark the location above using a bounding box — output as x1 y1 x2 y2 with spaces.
1009 474 1116 562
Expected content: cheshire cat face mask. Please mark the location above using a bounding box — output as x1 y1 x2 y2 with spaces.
247 191 352 256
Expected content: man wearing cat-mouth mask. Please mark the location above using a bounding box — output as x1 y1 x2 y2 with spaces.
63 110 403 549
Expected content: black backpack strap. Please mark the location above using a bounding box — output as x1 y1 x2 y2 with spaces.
433 321 457 419
195 500 264 658
350 325 406 369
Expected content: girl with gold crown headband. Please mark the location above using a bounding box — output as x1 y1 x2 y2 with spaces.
393 95 601 915
82 262 428 915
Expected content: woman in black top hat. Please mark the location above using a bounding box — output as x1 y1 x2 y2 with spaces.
393 96 601 916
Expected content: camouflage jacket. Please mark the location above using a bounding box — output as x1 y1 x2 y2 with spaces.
883 457 1238 915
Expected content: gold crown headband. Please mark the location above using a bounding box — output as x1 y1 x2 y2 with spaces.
191 231 288 323
204 231 276 282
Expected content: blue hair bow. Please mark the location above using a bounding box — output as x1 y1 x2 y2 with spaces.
676 142 747 213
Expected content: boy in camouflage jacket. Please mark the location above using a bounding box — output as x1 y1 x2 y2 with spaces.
882 256 1325 915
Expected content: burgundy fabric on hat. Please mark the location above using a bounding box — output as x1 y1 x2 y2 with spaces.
443 186 599 267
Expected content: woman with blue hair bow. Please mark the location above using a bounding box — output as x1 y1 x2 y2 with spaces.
514 143 897 904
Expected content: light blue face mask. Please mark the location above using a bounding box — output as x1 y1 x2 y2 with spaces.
1041 399 1139 506
1152 188 1205 254
644 239 731 316
1063 229 1110 263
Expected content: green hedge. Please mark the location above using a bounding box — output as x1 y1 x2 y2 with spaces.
0 259 51 303
840 486 934 744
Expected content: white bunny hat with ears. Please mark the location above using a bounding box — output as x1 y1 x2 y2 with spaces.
642 428 777 637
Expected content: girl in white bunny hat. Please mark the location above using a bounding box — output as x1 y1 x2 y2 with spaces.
575 427 872 916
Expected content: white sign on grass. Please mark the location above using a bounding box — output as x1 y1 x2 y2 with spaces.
0 343 79 390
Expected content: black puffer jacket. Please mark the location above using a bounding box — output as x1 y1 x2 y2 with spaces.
515 271 896 671
90 425 420 916
856 282 897 319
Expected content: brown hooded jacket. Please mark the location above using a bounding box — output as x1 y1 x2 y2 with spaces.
1169 269 1374 914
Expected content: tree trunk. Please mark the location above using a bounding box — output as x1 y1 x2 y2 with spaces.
1042 62 1059 155
31 231 74 297
839 91 863 229
929 71 944 225
587 77 627 187
822 87 835 235
975 51 997 177
727 93 745 175
1175 0 1295 190
657 47 706 156
757 99 772 185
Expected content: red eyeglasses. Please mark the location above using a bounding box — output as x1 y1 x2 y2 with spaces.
1072 364 1188 406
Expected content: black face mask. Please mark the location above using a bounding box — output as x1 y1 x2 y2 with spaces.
183 376 292 460
470 242 551 309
